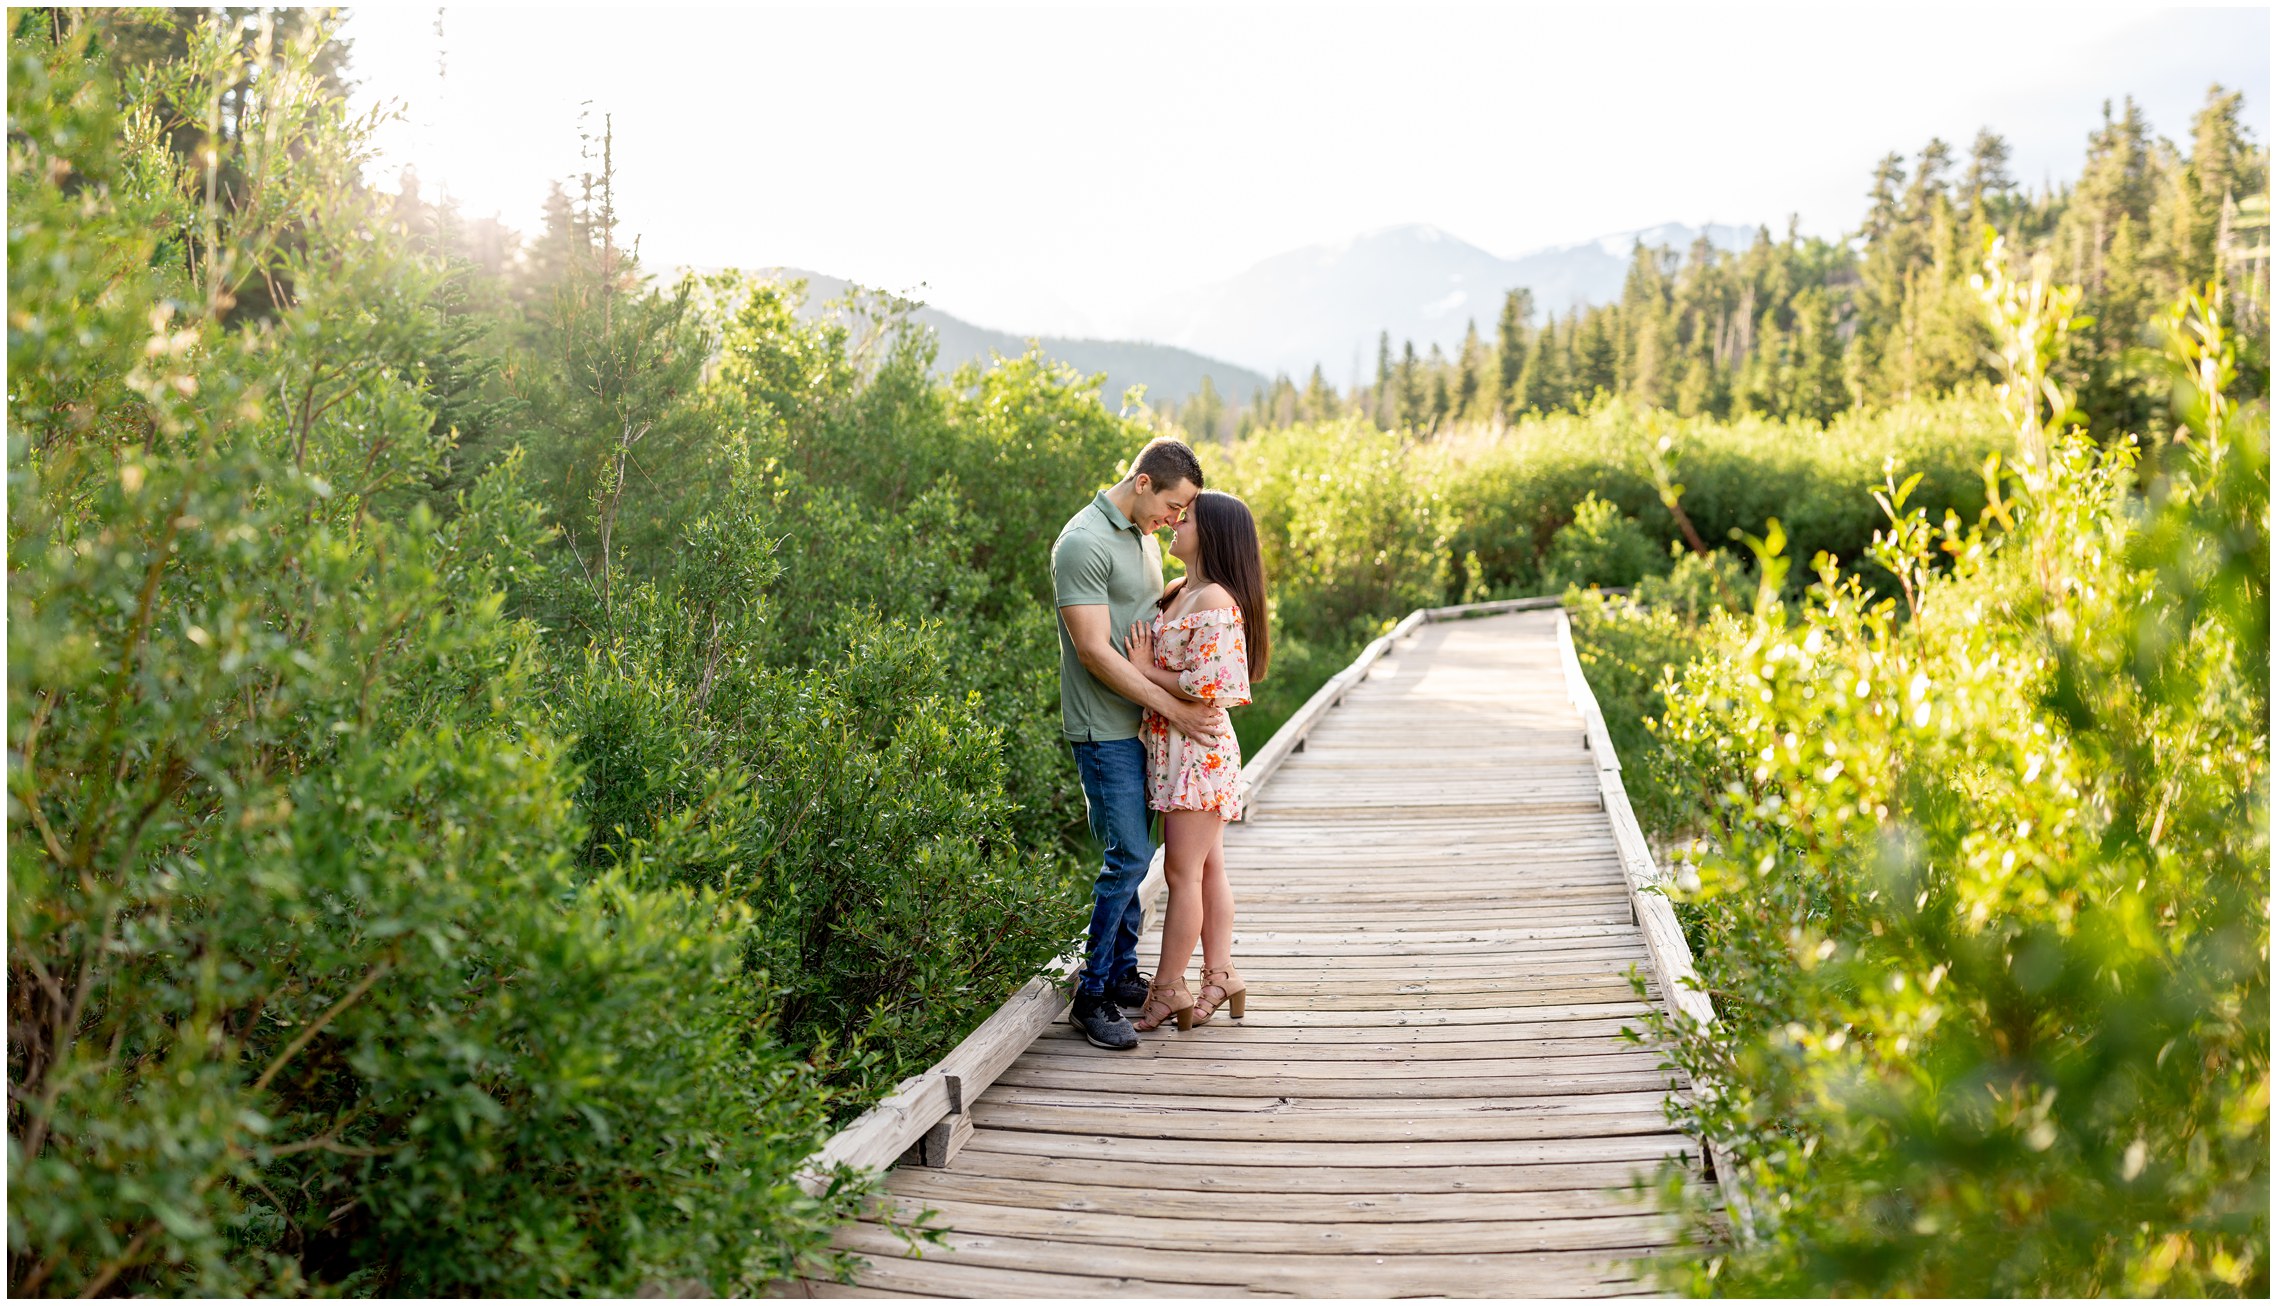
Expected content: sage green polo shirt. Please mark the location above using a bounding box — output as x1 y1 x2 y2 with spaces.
1052 490 1165 742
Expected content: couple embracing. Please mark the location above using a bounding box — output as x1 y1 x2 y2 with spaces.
1052 437 1271 1051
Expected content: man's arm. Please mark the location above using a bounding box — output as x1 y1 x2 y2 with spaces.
1061 604 1226 747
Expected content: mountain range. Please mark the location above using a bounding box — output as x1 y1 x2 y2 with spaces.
712 267 1269 414
1119 222 1760 383
702 220 1761 410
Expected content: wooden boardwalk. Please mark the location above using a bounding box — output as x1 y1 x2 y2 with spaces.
801 607 1710 1298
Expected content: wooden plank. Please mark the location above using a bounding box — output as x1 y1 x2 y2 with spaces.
1019 1033 1668 1063
882 1170 1697 1223
1011 1042 1673 1072
1201 950 1653 975
915 1146 1699 1195
829 1223 1656 1298
1235 878 1630 898
1224 922 1641 943
1153 959 1654 983
1055 1001 1658 1029
866 1193 1683 1255
958 1127 1699 1168
992 1066 1683 1099
821 1246 1268 1299
972 1084 1682 1115
1027 1014 1660 1044
1128 985 1648 1013
1419 595 1568 620
1143 962 1648 987
965 1102 1677 1144
1250 800 1606 821
791 1279 938 1299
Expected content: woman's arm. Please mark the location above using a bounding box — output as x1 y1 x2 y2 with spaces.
1142 662 1202 700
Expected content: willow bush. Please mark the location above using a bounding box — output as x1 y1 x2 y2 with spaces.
1638 256 2269 1294
7 12 1081 1294
1212 388 2007 749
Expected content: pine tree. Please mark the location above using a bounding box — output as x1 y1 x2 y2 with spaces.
1396 339 1425 430
1374 330 1394 429
1790 286 1847 425
1903 138 1954 222
1571 308 1619 405
1864 152 1909 244
2069 97 2157 293
1523 317 1566 415
2182 85 2265 285
1455 320 1484 423
1185 374 1225 444
1495 287 1533 418
1301 364 1339 423
1427 341 1453 433
1961 128 2015 218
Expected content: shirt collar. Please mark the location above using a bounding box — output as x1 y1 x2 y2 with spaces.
1092 490 1140 535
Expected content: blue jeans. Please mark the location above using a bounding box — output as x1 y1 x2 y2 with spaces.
1071 737 1155 999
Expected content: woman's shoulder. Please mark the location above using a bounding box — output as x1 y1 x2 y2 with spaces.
1186 581 1234 609
1164 584 1242 628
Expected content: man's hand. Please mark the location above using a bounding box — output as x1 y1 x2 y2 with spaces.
1164 699 1226 748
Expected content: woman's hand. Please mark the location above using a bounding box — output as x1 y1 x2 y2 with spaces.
1125 620 1154 670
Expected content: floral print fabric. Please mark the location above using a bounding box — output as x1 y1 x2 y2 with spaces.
1142 605 1252 822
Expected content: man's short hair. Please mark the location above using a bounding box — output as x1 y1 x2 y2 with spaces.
1130 436 1204 492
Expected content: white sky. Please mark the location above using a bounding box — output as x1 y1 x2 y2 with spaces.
341 1 2271 337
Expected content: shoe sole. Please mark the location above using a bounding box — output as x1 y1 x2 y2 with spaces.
1070 1012 1138 1051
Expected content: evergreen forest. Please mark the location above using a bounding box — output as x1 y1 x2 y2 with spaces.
1175 95 2268 444
8 9 2268 1297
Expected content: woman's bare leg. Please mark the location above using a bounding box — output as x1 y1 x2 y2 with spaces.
1143 811 1216 1017
1199 823 1234 973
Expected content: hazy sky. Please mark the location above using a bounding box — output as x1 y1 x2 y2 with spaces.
342 2 2270 337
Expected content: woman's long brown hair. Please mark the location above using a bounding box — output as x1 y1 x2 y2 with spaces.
1180 489 1270 680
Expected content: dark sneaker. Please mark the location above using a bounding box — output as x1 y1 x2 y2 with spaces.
1068 992 1139 1050
1109 970 1152 1010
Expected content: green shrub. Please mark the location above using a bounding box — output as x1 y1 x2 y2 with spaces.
510 254 1108 1104
1563 579 1737 838
1214 389 2005 750
544 540 1089 1103
7 17 852 1294
1542 493 1667 589
1641 267 2269 1294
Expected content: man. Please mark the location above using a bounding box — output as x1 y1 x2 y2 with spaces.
1053 436 1226 1049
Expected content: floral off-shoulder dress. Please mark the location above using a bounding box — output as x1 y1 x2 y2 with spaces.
1142 605 1253 822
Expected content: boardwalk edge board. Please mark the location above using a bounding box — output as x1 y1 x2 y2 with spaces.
1554 606 1757 1244
794 595 1566 1194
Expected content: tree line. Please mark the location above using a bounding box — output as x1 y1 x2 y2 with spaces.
1171 92 2268 442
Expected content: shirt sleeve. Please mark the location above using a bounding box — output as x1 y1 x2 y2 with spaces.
1052 531 1114 609
1177 612 1252 708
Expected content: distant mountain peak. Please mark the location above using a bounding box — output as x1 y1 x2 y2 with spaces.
1123 220 1760 378
689 265 1267 411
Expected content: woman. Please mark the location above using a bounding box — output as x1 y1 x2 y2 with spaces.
1122 489 1270 1032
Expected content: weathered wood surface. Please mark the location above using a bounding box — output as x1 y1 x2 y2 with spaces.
797 608 1711 1298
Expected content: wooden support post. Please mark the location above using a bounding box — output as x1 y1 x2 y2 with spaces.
911 1111 973 1168
907 1074 969 1168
